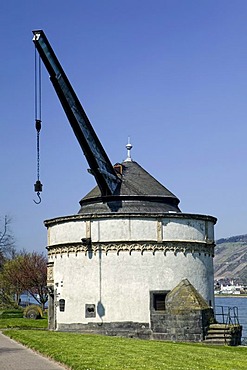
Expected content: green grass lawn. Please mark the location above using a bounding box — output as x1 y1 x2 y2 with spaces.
0 308 48 329
0 308 23 318
3 329 247 370
0 317 47 329
0 316 48 329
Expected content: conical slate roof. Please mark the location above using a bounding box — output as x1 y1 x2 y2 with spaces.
78 160 181 214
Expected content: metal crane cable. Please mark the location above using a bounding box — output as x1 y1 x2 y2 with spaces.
33 47 43 204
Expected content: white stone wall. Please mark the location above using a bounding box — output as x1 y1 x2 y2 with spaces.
48 215 214 245
46 213 216 326
52 249 214 325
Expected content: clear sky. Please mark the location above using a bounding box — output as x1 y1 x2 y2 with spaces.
1 0 247 253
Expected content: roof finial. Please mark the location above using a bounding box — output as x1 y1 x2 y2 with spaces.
125 137 132 162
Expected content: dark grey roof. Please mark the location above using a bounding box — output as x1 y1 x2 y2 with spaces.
78 161 181 214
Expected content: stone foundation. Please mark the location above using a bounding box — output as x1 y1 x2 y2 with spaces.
151 309 213 342
57 321 151 340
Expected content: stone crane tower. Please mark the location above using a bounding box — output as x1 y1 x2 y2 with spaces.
45 142 216 341
33 30 217 342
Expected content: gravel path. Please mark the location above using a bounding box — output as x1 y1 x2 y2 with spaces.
0 331 67 370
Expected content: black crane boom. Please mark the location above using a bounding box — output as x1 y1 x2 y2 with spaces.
32 30 120 196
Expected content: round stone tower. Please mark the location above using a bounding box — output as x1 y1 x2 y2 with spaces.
45 143 217 338
32 31 216 341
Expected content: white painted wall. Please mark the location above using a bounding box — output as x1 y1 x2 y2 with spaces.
52 250 214 324
47 213 216 325
48 215 215 245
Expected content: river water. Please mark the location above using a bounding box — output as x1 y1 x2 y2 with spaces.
215 296 247 341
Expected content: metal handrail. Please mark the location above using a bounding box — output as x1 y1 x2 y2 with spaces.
215 305 239 325
215 305 240 345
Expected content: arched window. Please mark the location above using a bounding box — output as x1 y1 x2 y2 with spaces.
59 299 65 312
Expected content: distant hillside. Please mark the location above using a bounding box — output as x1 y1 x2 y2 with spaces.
214 234 247 283
217 234 247 244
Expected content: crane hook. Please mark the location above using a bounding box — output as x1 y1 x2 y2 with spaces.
33 191 42 204
33 180 42 205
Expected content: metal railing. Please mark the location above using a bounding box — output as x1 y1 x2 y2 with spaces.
215 305 239 326
215 305 241 345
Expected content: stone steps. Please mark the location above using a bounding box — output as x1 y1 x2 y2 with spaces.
203 324 242 346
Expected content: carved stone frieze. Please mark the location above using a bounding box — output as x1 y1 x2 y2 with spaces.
47 241 215 257
47 262 54 283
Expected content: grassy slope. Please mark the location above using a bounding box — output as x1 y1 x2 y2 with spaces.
4 330 247 370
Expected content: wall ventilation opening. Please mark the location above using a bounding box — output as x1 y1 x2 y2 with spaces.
85 304 96 318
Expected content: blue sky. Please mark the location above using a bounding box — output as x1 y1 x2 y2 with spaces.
1 1 247 252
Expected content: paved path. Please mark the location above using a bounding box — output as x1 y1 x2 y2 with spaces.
0 332 67 370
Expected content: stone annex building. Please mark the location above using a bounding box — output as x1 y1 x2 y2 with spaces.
45 144 217 342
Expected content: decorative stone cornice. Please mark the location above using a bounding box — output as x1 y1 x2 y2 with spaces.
47 241 215 257
44 212 217 227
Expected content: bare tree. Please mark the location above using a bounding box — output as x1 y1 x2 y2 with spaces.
0 216 16 268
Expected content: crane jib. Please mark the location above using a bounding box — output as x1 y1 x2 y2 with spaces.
32 30 120 196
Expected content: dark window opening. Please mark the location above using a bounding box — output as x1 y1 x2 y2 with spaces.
59 299 65 312
154 294 166 311
150 290 169 312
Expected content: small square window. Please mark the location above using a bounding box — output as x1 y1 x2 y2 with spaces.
154 294 166 311
150 291 169 312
